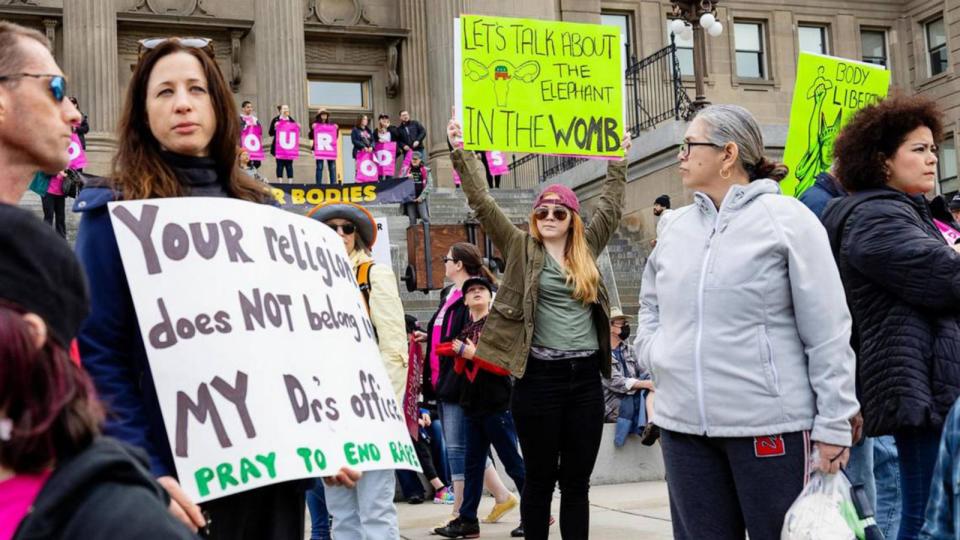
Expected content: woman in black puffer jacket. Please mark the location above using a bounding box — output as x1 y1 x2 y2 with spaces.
822 95 960 540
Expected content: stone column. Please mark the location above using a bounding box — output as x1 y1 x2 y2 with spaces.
62 0 119 134
425 0 464 159
399 0 431 137
254 0 308 127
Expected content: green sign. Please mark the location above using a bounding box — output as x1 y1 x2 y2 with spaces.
455 15 625 158
781 52 891 197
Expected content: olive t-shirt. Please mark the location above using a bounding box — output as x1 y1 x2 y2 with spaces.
532 254 598 351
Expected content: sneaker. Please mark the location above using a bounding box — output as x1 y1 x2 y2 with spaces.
434 517 480 539
640 424 661 446
482 493 518 523
407 494 425 505
433 486 455 505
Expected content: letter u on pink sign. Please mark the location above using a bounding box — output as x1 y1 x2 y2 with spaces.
275 122 300 160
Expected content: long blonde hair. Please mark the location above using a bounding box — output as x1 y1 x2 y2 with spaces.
530 210 600 304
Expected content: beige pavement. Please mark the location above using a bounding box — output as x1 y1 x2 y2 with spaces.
396 481 673 540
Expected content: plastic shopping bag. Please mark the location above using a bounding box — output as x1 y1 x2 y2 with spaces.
781 468 864 540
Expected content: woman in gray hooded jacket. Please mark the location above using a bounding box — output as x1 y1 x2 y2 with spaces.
634 104 859 539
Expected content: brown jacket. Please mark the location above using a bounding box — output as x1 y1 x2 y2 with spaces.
452 149 627 378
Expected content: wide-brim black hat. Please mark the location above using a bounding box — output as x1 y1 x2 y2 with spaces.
306 201 378 248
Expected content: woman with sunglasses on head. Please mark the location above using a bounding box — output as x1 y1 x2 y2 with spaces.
634 105 858 539
306 201 408 539
72 38 337 540
423 242 520 530
447 111 630 539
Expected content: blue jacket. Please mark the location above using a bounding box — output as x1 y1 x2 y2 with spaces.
73 183 176 477
798 172 846 218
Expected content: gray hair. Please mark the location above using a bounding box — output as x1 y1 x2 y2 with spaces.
696 105 788 181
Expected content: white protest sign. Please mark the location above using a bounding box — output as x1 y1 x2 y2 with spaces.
108 198 420 503
371 217 392 269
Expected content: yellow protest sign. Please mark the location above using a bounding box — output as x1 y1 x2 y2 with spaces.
455 15 624 158
781 52 890 197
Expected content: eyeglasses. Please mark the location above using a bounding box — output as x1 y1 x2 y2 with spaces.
679 141 721 159
326 223 356 235
442 257 457 264
533 206 570 222
137 37 215 60
0 73 66 102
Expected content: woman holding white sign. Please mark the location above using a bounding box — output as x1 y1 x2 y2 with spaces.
73 38 339 539
447 110 630 540
307 201 408 539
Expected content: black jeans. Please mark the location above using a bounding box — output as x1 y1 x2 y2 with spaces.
42 194 66 238
511 356 604 539
201 480 305 540
275 159 294 179
660 429 808 540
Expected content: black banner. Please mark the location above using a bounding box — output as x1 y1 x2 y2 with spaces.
269 178 415 213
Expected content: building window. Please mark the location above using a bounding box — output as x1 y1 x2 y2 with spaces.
861 29 888 67
308 79 369 109
798 25 828 54
339 129 356 183
735 21 766 79
671 29 694 76
926 17 948 77
602 12 634 59
939 136 958 197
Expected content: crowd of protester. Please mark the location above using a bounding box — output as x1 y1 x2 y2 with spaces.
8 17 960 540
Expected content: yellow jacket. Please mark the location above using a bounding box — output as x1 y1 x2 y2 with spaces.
350 249 408 401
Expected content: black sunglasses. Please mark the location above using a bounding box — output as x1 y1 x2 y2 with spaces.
534 206 569 221
138 37 215 60
0 73 66 102
326 222 356 235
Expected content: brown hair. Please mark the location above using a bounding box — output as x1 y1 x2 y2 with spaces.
355 115 368 129
0 302 104 472
449 242 497 283
833 95 944 192
111 40 270 202
0 21 50 77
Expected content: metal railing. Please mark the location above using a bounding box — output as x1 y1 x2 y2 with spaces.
505 42 692 188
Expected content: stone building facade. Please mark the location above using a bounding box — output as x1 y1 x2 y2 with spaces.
4 0 960 268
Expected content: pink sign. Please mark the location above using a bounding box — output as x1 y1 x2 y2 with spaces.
935 219 960 245
274 121 300 161
355 150 379 183
375 141 397 177
67 132 87 169
452 168 462 186
486 151 509 176
313 123 338 160
241 124 264 161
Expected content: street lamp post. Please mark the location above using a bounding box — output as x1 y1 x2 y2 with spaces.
669 0 722 112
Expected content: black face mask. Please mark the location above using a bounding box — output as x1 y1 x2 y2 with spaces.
617 323 631 341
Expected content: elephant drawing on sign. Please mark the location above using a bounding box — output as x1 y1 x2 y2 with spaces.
464 59 541 108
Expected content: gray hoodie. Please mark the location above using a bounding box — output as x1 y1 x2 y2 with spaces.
634 180 858 446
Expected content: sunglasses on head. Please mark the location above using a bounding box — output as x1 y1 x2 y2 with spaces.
137 37 215 61
0 73 66 102
534 206 570 221
326 222 356 235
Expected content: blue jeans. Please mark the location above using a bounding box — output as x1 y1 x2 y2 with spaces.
315 159 336 184
874 435 901 539
614 391 647 447
461 410 526 520
440 401 467 481
894 428 942 540
275 159 293 179
845 437 876 512
306 480 331 540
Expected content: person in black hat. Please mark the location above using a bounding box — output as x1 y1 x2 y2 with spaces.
0 204 197 540
950 194 960 224
434 276 528 539
653 194 671 217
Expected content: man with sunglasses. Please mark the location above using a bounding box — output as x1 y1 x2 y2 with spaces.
0 21 81 205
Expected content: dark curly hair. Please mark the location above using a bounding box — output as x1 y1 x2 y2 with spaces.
833 95 944 192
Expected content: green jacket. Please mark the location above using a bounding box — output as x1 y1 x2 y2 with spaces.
452 148 627 379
